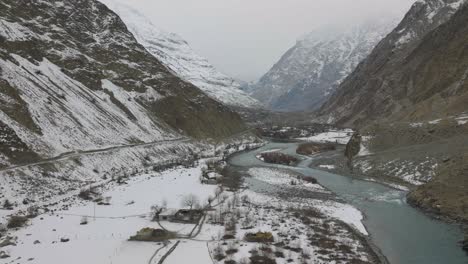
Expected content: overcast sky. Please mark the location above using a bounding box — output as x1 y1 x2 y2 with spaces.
112 0 415 81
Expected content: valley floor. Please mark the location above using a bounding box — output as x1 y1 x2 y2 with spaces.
0 154 378 264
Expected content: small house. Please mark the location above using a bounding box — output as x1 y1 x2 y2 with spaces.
129 228 175 242
174 209 203 223
201 171 221 185
155 209 178 221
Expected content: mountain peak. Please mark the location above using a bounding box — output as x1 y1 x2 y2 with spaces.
248 18 397 112
100 0 262 109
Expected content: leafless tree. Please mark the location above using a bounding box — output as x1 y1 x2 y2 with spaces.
181 194 200 210
151 199 168 220
206 196 214 207
215 186 224 199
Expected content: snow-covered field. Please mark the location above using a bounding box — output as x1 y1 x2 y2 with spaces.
297 129 354 144
247 167 328 194
204 189 372 263
0 165 218 264
0 140 209 209
1 152 374 264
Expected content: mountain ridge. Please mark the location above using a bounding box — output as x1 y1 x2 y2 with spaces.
248 19 396 112
0 0 246 168
100 0 262 109
318 0 467 126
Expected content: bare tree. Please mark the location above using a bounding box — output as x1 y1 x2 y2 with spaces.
215 186 224 198
151 199 168 220
206 196 214 207
181 194 200 210
2 199 13 209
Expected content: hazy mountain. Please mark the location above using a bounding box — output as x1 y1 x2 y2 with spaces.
326 0 468 226
249 20 396 112
319 0 467 126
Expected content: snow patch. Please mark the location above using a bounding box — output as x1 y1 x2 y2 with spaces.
297 129 354 145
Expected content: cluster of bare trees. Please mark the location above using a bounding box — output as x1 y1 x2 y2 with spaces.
181 194 200 210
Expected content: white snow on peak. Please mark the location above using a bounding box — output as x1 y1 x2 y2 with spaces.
395 0 467 48
99 0 261 109
251 18 397 110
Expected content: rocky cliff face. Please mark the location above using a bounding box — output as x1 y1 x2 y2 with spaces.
249 20 395 112
100 0 261 109
0 0 245 167
332 0 468 226
319 0 467 127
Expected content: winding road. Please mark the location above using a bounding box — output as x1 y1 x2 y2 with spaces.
0 137 191 173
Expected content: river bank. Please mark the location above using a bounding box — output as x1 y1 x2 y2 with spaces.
229 141 468 264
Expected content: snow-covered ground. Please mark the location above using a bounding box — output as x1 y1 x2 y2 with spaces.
247 167 328 194
319 164 336 170
0 54 172 158
0 140 209 209
165 241 212 264
358 136 373 156
297 129 354 144
204 189 372 263
455 113 468 125
0 164 218 264
1 152 373 264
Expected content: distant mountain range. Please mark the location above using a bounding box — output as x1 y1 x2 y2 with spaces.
247 19 396 112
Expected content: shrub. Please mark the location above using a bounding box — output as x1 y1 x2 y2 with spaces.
7 215 28 228
296 142 336 155
213 243 226 261
249 255 277 264
2 200 13 210
274 250 285 258
300 176 318 184
244 232 274 243
129 228 175 241
26 206 39 218
78 189 92 200
260 152 298 166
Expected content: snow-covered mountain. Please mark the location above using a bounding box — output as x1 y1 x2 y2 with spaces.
0 0 245 167
0 0 254 218
100 0 261 109
249 19 397 112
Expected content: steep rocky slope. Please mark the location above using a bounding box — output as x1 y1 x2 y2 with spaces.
328 0 468 226
319 0 467 126
100 0 261 109
249 20 395 112
0 0 246 168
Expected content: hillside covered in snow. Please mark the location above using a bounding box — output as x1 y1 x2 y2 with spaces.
0 0 246 168
249 19 396 112
100 0 261 109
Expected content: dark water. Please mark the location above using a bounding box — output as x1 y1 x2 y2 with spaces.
230 142 468 264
